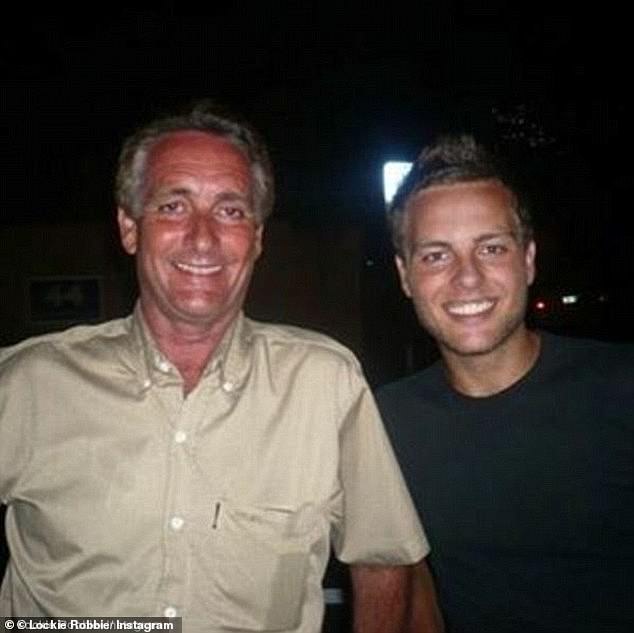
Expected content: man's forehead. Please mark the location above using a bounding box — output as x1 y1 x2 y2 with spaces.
409 180 516 219
409 179 513 206
146 130 249 170
403 179 522 241
138 131 254 208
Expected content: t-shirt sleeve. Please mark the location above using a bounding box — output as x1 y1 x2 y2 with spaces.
331 362 429 565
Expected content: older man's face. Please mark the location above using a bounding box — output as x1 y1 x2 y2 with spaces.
118 130 262 335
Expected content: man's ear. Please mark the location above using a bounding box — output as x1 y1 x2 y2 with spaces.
254 224 264 259
117 208 139 255
525 239 537 286
395 254 413 299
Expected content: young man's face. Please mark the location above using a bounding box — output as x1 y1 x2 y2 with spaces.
396 179 536 360
118 131 263 335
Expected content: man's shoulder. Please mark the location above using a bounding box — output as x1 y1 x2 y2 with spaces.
377 361 444 403
541 331 634 376
245 317 361 369
0 317 133 371
544 329 633 352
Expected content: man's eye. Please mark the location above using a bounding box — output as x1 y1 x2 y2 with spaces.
420 251 448 265
479 244 508 256
157 201 185 215
217 206 247 220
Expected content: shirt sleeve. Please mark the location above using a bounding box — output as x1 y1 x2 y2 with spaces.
0 348 35 504
331 361 429 565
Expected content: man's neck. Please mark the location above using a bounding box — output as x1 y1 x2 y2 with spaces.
141 304 236 394
442 328 541 398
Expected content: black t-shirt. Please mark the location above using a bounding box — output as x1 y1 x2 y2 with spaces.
377 333 634 633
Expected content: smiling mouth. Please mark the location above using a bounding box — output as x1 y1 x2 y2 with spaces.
173 262 223 275
445 299 495 316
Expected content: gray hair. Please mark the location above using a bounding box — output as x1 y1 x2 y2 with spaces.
115 100 274 223
387 135 533 255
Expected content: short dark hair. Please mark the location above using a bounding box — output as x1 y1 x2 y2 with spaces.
115 100 274 222
387 135 533 255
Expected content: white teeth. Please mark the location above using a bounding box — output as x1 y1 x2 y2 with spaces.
447 300 494 316
174 262 222 275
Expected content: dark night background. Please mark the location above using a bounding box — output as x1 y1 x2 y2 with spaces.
2 1 632 627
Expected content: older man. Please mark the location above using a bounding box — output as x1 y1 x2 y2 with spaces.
377 135 634 632
0 103 442 632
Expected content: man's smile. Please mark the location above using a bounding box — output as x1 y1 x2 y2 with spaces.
444 299 496 317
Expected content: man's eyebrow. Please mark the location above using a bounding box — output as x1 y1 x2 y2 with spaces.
411 239 451 250
145 186 192 201
145 188 251 205
473 230 519 243
409 231 519 253
214 191 250 204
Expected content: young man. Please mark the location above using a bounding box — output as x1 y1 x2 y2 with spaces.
377 135 634 633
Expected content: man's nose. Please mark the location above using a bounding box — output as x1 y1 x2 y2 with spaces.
452 253 484 289
186 212 219 251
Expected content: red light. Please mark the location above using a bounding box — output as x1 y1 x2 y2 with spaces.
535 300 546 311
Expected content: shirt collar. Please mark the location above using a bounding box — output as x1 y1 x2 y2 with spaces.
217 311 253 393
129 303 253 392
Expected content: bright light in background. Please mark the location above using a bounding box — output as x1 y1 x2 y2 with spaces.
383 161 412 205
561 295 578 305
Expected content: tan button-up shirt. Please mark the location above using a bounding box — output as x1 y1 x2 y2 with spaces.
0 308 428 632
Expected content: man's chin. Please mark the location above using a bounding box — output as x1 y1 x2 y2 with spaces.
441 341 499 358
437 325 523 359
175 306 229 327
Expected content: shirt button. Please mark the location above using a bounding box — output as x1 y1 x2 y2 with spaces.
174 431 187 444
158 360 171 373
222 380 234 392
163 606 177 618
170 516 184 531
142 379 152 389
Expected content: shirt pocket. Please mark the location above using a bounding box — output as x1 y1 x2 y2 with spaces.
211 502 314 631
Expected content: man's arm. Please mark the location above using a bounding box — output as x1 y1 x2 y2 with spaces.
407 560 445 633
350 560 444 633
350 564 408 633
